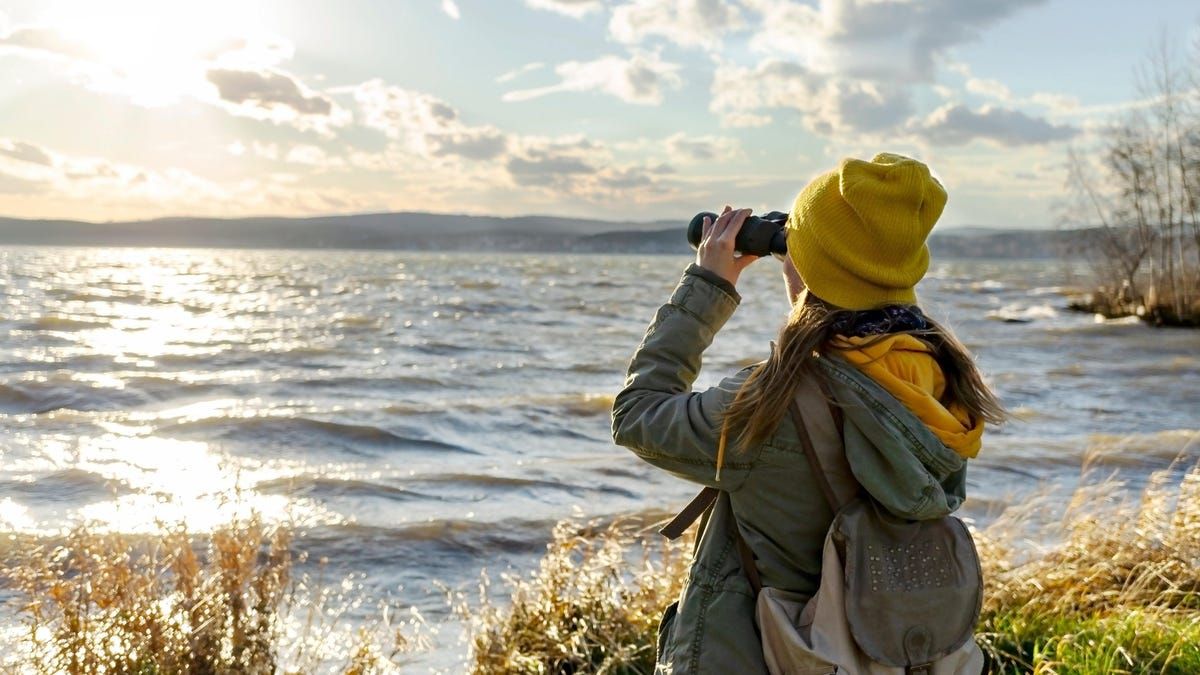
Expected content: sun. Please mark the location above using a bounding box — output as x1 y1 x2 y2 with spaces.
37 0 272 105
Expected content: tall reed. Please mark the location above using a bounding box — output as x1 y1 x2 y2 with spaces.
462 459 1200 674
0 515 429 674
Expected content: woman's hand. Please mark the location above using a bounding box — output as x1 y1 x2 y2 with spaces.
696 205 760 287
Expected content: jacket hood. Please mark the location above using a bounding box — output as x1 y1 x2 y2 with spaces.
818 354 967 521
833 334 983 458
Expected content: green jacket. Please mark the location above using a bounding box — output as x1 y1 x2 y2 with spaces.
611 264 969 675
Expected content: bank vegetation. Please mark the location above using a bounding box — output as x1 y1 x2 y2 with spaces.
1063 35 1200 327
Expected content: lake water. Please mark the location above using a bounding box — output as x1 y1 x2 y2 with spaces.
1 247 1198 671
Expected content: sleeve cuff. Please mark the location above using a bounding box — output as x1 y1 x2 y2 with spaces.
669 263 741 330
684 263 741 302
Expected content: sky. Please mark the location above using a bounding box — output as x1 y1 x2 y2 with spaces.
0 0 1198 228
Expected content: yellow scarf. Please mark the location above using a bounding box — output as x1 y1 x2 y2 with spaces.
714 333 983 481
833 334 984 458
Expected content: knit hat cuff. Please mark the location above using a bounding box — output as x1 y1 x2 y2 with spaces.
789 225 922 310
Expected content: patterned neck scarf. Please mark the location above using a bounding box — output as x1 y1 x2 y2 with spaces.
829 304 929 338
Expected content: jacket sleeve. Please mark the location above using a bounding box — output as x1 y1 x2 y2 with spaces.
611 263 761 490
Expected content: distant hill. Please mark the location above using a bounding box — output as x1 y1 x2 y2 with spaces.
0 212 1085 259
0 212 670 250
577 226 1086 258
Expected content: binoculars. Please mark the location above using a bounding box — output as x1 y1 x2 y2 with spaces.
686 210 789 258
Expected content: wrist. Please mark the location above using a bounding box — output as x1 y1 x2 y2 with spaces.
685 263 740 302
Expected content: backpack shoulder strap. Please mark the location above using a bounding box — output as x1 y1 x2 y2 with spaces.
788 372 860 512
658 370 859 597
659 486 719 540
659 487 763 594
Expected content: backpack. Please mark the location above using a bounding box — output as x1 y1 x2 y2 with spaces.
662 376 984 675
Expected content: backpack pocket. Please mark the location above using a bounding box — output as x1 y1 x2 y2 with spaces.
757 588 836 675
838 500 983 667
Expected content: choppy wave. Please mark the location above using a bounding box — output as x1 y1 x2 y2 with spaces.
0 382 76 414
4 248 1199 669
451 392 614 417
17 316 109 331
987 303 1059 323
297 374 447 391
979 429 1200 473
43 287 187 307
159 415 480 455
0 376 218 414
254 476 440 502
412 472 637 498
331 314 380 328
0 469 127 503
300 506 679 558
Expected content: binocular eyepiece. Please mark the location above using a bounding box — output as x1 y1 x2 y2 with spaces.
687 210 789 258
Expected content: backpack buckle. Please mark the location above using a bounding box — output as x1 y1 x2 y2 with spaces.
905 664 933 675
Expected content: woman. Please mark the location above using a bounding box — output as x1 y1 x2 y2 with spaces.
611 153 1005 674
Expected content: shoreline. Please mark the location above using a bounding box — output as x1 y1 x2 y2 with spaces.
4 455 1199 673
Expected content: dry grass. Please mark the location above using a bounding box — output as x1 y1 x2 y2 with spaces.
453 517 692 675
4 458 1198 674
462 459 1200 674
975 457 1200 674
0 515 430 674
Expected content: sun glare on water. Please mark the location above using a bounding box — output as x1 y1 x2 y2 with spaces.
3 248 349 537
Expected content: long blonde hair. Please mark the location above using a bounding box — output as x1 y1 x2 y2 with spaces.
719 291 1007 453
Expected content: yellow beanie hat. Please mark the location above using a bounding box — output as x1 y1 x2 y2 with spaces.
786 152 947 310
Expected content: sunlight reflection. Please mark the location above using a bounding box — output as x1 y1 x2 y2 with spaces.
11 432 344 536
0 498 35 531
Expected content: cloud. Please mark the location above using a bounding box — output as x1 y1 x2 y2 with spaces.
353 79 509 160
911 104 1079 146
965 76 1012 102
207 68 333 115
742 0 1048 82
503 51 683 105
950 61 1081 115
0 21 343 131
0 136 399 219
1028 92 1080 115
610 0 743 49
507 155 596 186
709 59 820 127
0 136 224 208
206 34 295 69
504 135 672 201
496 62 545 84
206 68 350 134
432 129 510 160
709 58 911 135
0 24 300 107
350 80 683 202
0 139 53 166
663 132 741 162
0 172 41 194
704 2 1069 141
524 0 605 19
441 0 461 19
228 141 347 168
0 25 95 60
807 79 913 136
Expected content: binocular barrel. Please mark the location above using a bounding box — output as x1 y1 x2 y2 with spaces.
687 211 789 257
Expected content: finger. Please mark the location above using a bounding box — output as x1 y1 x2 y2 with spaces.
719 208 753 245
712 206 736 239
701 215 713 242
